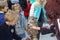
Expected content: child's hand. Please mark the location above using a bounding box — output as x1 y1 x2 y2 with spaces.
21 38 26 40
30 26 40 30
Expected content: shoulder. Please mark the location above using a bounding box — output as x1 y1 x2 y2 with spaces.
0 11 4 14
30 2 36 10
31 2 36 6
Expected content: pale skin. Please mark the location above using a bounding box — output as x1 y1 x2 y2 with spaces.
6 20 17 26
5 10 19 26
29 24 40 30
5 15 19 26
2 2 9 13
30 18 52 30
30 17 54 31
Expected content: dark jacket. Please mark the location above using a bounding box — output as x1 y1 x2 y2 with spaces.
19 0 27 10
45 0 60 40
0 13 12 40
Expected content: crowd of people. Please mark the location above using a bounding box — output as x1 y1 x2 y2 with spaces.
0 0 60 40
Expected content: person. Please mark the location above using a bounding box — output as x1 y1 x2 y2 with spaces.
45 0 60 40
30 0 35 4
28 0 47 40
19 0 27 10
5 10 21 40
12 3 30 40
24 0 31 19
0 0 8 13
0 0 13 40
5 10 19 26
8 0 27 10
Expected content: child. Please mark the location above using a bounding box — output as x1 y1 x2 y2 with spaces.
5 10 19 26
12 3 30 40
0 0 13 40
0 0 8 13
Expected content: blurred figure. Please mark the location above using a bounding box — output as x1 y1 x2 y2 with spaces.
5 10 19 26
5 10 20 40
24 0 31 19
8 0 27 10
27 0 47 40
0 0 13 40
45 0 60 40
12 3 30 40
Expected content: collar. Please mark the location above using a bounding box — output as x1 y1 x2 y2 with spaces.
0 11 4 13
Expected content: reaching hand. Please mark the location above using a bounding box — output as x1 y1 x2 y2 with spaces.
30 26 40 30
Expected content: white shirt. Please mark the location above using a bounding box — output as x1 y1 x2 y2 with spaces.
29 2 35 17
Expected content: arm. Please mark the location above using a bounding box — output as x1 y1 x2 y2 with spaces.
30 26 40 30
29 3 34 17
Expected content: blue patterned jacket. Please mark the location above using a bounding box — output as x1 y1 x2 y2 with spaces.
0 12 5 25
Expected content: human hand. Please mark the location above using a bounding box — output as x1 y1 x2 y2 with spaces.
21 38 26 40
30 26 40 30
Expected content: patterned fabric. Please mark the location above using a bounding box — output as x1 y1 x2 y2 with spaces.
0 13 5 25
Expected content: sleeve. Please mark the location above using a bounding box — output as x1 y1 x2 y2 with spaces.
42 6 47 23
22 14 28 29
29 3 35 17
28 3 36 26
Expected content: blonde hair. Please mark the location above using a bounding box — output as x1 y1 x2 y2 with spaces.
12 3 22 12
35 0 47 6
0 0 8 11
5 10 19 22
35 0 41 7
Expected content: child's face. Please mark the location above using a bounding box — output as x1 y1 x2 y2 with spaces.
14 5 20 14
4 3 8 13
4 6 8 13
39 0 44 4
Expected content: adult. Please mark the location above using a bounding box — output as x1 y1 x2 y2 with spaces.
28 0 47 40
45 0 60 40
